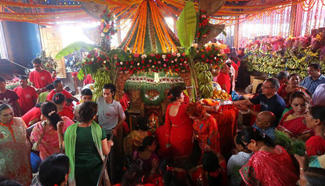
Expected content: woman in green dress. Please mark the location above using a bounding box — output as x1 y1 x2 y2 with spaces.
58 101 111 186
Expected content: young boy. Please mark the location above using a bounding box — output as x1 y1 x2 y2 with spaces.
253 111 276 140
74 88 93 121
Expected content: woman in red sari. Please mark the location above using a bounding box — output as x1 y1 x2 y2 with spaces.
278 73 311 105
187 102 220 153
278 91 312 140
238 127 299 186
156 86 193 159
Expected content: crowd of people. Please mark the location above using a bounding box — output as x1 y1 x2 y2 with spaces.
0 55 325 186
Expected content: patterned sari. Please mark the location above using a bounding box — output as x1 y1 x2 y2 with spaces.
30 116 73 160
193 114 220 153
240 145 298 186
0 117 32 186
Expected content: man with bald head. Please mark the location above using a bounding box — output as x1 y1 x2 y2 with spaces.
253 111 276 140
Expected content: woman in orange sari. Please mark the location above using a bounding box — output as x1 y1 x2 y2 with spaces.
156 86 193 159
0 104 32 186
238 127 299 186
278 91 312 140
187 102 220 153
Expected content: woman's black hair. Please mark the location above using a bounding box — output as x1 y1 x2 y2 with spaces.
41 102 62 130
81 88 93 96
39 153 70 186
310 105 325 124
237 126 275 147
289 91 306 105
0 104 11 113
103 83 116 97
138 136 155 152
52 93 65 105
167 86 185 102
78 102 97 123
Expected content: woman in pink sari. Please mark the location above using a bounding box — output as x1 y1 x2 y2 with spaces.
238 127 299 186
30 101 73 160
278 91 312 140
0 104 32 186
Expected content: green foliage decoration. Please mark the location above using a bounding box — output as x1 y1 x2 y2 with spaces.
176 1 197 54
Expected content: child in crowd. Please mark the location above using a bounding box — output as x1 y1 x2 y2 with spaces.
252 111 276 140
74 88 93 121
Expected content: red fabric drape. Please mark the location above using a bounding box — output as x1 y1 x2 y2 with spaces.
211 105 238 158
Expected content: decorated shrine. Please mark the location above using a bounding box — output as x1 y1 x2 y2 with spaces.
1 0 325 185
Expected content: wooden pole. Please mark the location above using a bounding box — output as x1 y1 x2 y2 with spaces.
234 17 239 49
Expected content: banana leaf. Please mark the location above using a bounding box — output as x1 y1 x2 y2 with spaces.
55 41 96 60
176 1 197 54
